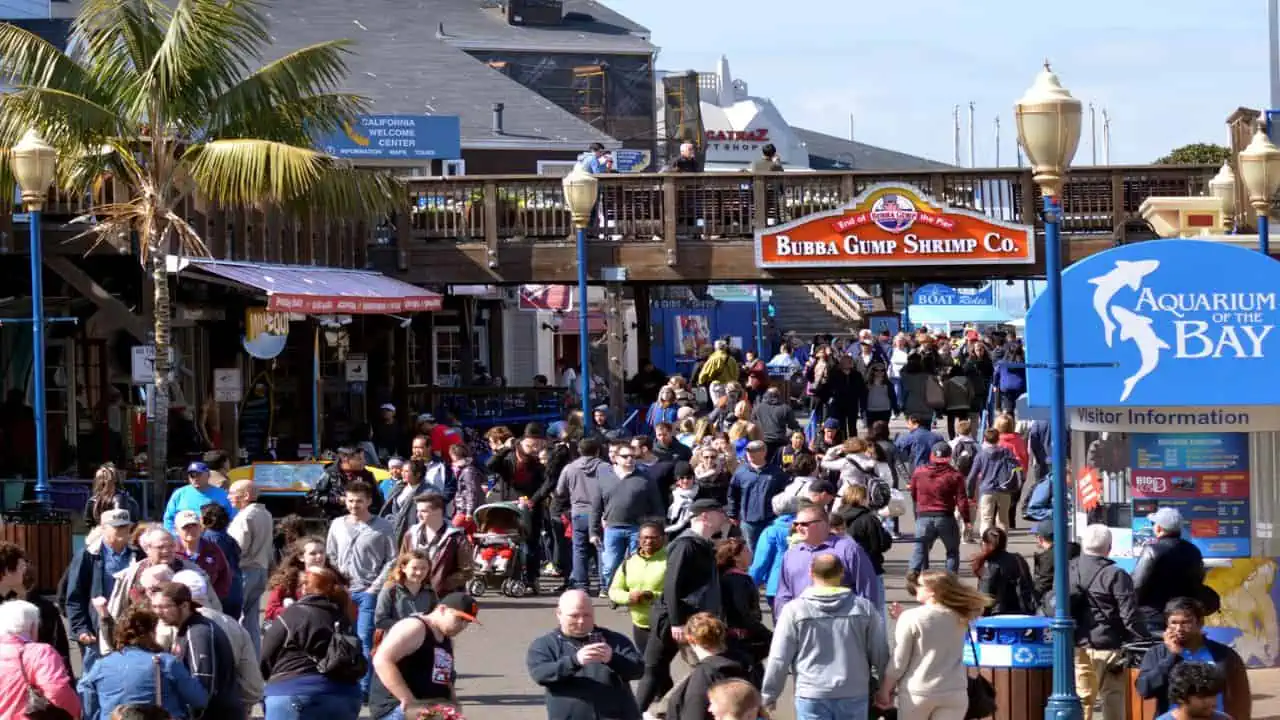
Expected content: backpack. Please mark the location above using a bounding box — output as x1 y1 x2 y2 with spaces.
992 453 1022 494
278 615 368 684
924 376 946 410
866 475 892 511
951 439 978 476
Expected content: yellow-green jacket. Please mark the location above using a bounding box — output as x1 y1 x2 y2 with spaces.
607 547 668 628
697 351 740 386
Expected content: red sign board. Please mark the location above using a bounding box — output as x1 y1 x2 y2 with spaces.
704 128 769 143
267 294 442 314
754 183 1035 269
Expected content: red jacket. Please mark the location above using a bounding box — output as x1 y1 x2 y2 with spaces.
909 461 972 519
999 432 1029 472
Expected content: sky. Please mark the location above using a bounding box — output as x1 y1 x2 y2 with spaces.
607 0 1270 166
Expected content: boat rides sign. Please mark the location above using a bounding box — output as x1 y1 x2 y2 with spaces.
1026 239 1280 407
754 183 1035 269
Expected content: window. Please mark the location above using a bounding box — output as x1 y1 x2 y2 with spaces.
537 160 578 177
444 160 466 177
432 326 488 386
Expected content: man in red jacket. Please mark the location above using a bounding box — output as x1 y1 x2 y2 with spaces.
906 442 972 594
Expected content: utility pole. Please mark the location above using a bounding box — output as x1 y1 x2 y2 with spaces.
953 105 961 165
1090 102 1098 165
968 101 976 168
849 112 855 142
1271 0 1280 108
1102 108 1112 165
994 115 1001 167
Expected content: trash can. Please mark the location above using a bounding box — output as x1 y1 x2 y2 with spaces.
0 503 72 595
964 615 1054 720
1124 640 1160 720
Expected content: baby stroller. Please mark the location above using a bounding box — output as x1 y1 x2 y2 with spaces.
466 501 530 597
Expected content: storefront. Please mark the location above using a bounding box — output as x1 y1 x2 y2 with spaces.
1025 238 1280 667
905 283 1012 334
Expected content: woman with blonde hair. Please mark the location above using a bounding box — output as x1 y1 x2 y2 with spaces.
373 549 436 638
667 613 748 720
707 678 768 720
875 570 991 719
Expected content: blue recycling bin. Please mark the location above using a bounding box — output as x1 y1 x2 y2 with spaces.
964 616 1053 720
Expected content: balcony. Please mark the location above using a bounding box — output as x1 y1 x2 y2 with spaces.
391 164 1217 284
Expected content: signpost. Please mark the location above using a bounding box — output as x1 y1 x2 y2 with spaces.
213 368 242 403
345 354 369 382
131 345 176 384
317 115 462 160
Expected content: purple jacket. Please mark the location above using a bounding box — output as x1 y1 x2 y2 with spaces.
775 534 879 610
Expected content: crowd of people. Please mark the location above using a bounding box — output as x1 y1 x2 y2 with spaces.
0 325 1254 720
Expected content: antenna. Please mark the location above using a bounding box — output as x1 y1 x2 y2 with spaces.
953 105 961 165
994 116 1001 167
1089 102 1098 165
849 112 855 142
968 101 976 168
1102 108 1112 165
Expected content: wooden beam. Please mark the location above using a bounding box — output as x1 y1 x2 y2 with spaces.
42 255 149 341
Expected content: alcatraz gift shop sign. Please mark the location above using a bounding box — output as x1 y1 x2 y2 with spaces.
754 183 1035 269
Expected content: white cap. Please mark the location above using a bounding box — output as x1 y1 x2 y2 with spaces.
174 510 201 528
1148 507 1184 532
172 570 210 605
380 403 396 413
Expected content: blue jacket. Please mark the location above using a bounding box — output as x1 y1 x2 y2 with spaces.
728 463 787 524
995 361 1026 394
163 485 235 531
748 513 794 598
894 427 946 471
966 444 1019 495
1025 478 1052 521
65 539 143 638
78 646 208 719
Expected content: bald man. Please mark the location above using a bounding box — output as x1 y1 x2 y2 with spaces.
227 479 273 653
527 590 645 720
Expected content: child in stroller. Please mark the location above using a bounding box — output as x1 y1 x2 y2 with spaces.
465 501 530 597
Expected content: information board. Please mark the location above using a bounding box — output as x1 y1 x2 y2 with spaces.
1129 433 1250 558
251 462 327 494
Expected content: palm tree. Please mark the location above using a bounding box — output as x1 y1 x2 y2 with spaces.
0 0 400 507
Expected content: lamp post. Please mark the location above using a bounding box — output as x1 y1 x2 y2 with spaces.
9 129 57 505
1015 63 1082 720
562 166 599 430
1237 126 1280 255
1208 160 1237 233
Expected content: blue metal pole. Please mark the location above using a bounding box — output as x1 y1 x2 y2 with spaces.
1044 194 1082 720
312 324 321 457
576 227 592 432
1261 212 1271 256
902 282 912 331
29 210 50 504
754 284 764 355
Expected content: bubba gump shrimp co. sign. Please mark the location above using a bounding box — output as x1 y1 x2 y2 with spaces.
754 183 1036 269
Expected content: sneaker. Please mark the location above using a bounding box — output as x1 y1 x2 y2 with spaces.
905 571 920 596
598 589 609 599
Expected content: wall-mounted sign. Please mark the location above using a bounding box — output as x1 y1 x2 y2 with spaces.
1069 406 1280 433
131 345 176 384
705 127 771 162
345 354 369 382
612 149 652 173
213 368 242 403
912 283 996 307
316 115 462 160
1027 240 1279 407
755 183 1035 269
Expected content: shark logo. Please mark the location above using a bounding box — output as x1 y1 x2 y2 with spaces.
1087 259 1165 402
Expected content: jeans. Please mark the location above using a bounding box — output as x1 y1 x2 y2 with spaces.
80 642 100 675
601 525 638 590
571 513 594 589
632 624 651 656
241 566 268 656
795 696 868 720
874 575 886 613
910 514 960 574
351 589 377 694
263 693 362 720
740 520 770 554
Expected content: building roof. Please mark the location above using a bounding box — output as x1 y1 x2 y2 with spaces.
434 0 653 53
794 127 953 171
264 0 622 151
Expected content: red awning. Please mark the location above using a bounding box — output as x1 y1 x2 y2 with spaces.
186 260 443 314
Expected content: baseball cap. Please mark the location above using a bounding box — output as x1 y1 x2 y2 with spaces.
172 570 210 605
930 441 953 461
688 499 724 516
380 403 396 413
100 509 134 527
387 457 406 469
822 418 841 430
336 445 357 457
174 510 201 528
1148 507 1184 531
417 413 436 423
438 592 480 623
673 460 694 479
186 461 209 475
1032 520 1054 539
594 404 610 413
745 440 767 453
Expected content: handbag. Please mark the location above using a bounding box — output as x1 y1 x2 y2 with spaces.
964 630 997 720
17 646 73 720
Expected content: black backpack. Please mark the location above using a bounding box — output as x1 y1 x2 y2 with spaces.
279 615 368 684
952 439 978 476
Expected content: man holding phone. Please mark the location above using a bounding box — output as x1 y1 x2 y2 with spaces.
527 589 645 720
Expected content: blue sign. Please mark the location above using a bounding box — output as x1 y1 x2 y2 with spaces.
613 149 652 173
869 315 901 336
317 115 461 160
912 283 995 307
963 617 1053 668
1026 240 1280 407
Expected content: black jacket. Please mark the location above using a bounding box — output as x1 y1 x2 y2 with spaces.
311 464 382 518
1069 554 1148 650
654 531 721 627
487 447 556 506
719 570 770 658
527 627 645 720
1133 535 1205 619
1136 639 1251 718
978 550 1036 616
1032 541 1080 609
665 653 747 720
65 541 144 638
260 595 358 685
840 505 891 575
830 368 867 420
177 612 240 715
750 394 799 444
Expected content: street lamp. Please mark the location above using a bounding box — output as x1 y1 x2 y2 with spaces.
9 129 57 505
561 165 599 430
1015 62 1082 720
1237 126 1280 255
1208 161 1237 233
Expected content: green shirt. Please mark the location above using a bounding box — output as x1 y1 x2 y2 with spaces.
607 547 668 628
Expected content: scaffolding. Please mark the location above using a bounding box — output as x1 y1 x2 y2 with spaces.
661 70 704 166
572 64 607 128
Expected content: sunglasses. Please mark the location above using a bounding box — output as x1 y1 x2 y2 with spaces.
793 519 826 529
616 453 634 460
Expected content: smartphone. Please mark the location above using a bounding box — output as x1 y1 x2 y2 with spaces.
588 630 604 645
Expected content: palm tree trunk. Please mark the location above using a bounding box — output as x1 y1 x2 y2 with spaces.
148 232 171 516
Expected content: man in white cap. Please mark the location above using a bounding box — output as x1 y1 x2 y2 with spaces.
65 508 142 673
227 479 273 653
173 569 264 715
374 402 403 460
1133 507 1207 632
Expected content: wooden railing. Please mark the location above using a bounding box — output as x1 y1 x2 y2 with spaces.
403 165 1217 245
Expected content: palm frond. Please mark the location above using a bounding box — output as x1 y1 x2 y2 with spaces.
182 138 329 208
165 209 210 257
74 0 166 92
285 162 403 220
0 87 124 149
210 92 369 144
0 22 99 100
148 0 270 108
205 40 360 137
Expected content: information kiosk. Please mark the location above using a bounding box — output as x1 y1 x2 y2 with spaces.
1025 239 1280 667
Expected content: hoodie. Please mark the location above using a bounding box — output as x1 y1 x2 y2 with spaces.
761 586 888 704
750 392 800 443
967 443 1020 495
748 514 796 599
909 461 972 519
556 456 612 518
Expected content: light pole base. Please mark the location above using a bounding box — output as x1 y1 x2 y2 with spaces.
1044 695 1084 720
